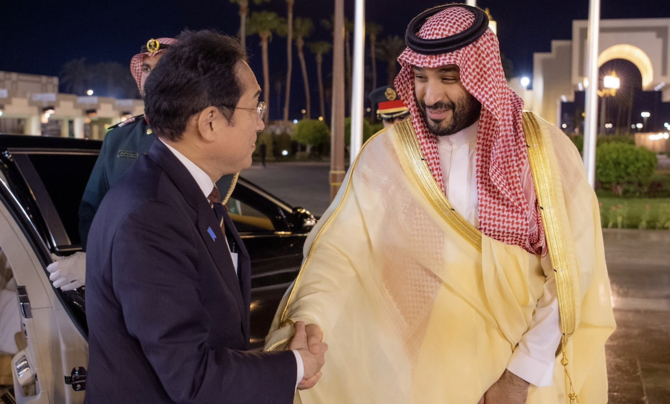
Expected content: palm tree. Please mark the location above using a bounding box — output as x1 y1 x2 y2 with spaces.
322 16 353 109
247 11 286 123
376 36 406 86
344 17 354 104
293 18 314 119
229 0 269 57
366 22 382 91
283 0 295 122
308 41 332 120
59 58 90 95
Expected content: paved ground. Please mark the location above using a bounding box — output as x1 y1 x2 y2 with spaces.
604 229 670 404
242 162 333 216
242 162 670 402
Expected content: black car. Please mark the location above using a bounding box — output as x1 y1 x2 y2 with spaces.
0 134 314 403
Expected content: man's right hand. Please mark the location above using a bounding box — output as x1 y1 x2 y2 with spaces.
289 321 328 390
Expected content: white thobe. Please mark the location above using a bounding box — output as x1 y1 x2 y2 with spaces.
436 121 561 387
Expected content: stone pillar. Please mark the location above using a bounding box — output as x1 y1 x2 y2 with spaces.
23 115 41 136
73 117 85 139
91 124 100 140
60 119 70 137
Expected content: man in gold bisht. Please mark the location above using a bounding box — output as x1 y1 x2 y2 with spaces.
266 4 615 403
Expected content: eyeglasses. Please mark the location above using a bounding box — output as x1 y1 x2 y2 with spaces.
236 101 267 121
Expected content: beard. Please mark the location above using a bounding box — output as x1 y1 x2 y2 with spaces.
417 94 482 137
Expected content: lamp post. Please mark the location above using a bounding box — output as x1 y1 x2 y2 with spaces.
583 0 601 188
641 111 650 131
598 73 620 136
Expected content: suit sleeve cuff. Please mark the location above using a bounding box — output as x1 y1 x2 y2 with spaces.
507 348 555 387
292 350 304 390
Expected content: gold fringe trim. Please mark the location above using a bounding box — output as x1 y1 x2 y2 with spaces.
522 112 579 403
221 172 239 206
395 119 482 251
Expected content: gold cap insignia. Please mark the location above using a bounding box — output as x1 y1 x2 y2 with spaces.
146 39 160 53
385 87 397 101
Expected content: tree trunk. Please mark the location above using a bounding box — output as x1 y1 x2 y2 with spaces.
261 33 271 124
297 39 311 119
283 0 294 122
317 53 325 119
387 59 397 86
239 1 248 57
370 35 377 90
331 0 346 200
345 31 352 110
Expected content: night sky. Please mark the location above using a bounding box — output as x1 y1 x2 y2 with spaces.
3 0 670 120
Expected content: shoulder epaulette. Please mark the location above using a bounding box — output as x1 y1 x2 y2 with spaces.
107 114 145 131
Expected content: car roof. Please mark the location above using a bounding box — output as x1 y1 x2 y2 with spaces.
0 134 101 151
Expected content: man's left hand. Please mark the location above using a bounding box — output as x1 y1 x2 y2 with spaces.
478 369 529 404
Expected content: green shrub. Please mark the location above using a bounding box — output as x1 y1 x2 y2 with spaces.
370 122 384 135
596 143 657 196
292 119 330 148
344 117 373 146
571 134 635 155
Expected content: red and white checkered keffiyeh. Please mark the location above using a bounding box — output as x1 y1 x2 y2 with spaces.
129 37 178 91
395 6 545 255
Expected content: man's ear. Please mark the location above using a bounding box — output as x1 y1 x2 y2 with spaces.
197 107 219 143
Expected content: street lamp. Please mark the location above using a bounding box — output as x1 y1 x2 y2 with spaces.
87 89 94 96
520 77 530 89
597 72 620 135
641 111 650 131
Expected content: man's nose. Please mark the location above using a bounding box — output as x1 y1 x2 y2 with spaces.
257 117 266 132
423 82 445 107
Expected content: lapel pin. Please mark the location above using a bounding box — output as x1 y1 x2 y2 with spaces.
207 227 217 241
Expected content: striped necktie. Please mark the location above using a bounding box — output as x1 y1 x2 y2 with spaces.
207 185 226 235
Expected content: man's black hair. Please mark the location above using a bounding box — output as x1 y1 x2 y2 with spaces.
144 30 247 142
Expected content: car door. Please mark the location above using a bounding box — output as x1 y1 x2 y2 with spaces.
0 145 96 404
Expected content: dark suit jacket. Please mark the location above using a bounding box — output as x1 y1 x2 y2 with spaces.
85 140 296 404
79 115 234 251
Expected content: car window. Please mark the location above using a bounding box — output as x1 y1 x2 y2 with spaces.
226 197 276 233
25 153 98 247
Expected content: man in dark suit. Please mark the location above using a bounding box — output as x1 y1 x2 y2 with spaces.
85 30 326 404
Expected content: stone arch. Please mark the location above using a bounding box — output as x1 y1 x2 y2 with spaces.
598 44 654 89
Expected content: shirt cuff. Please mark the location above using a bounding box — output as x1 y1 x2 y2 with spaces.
507 348 555 387
292 350 304 390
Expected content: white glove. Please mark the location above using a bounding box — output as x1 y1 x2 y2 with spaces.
47 252 86 291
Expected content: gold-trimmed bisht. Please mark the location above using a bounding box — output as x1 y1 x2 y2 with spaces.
522 111 580 403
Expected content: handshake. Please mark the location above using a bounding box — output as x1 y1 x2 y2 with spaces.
288 321 328 390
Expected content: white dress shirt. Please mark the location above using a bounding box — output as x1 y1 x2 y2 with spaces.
160 140 305 388
436 121 561 387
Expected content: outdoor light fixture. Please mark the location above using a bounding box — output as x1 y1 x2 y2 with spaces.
603 75 620 90
282 150 289 156
641 112 651 118
42 107 55 115
520 77 530 88
605 123 613 129
636 123 643 129
86 89 94 96
561 123 567 129
318 116 324 121
649 133 669 141
293 119 299 124
0 104 4 117
301 109 306 114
